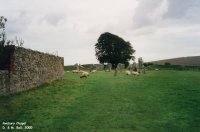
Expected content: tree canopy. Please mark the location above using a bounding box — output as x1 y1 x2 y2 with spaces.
0 16 7 47
95 32 135 69
0 16 7 59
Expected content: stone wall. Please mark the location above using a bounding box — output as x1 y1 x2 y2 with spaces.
0 70 9 95
0 46 64 96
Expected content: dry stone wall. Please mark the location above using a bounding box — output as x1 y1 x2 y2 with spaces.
0 46 64 96
0 70 9 95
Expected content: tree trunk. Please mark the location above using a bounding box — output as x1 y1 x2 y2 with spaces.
103 64 106 71
111 63 118 69
114 68 118 76
113 63 119 76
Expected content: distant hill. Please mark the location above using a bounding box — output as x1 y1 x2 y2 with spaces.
150 56 200 66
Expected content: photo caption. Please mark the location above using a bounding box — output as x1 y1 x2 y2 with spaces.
2 121 33 130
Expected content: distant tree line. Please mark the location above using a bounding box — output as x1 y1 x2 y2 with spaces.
144 62 200 71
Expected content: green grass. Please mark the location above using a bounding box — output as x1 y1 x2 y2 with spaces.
0 70 200 132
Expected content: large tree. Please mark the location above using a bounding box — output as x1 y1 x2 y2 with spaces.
0 16 7 68
95 32 135 69
0 16 7 54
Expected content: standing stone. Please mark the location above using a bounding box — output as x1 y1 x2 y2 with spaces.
138 57 145 74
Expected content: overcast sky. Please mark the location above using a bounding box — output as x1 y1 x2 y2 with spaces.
1 0 200 65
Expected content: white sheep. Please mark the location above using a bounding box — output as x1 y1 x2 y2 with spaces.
125 70 139 76
125 70 131 75
132 71 139 76
72 70 79 73
91 70 97 73
80 71 89 78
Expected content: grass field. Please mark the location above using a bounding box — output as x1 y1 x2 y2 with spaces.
0 70 200 132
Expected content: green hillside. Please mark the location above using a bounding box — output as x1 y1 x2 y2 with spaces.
151 56 200 66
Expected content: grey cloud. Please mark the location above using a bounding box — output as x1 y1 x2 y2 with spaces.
131 0 200 36
164 0 200 20
40 13 66 26
132 0 166 29
6 10 31 38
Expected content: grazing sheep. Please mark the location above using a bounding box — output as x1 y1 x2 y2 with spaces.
91 70 97 73
80 71 89 78
78 70 83 73
72 70 79 73
105 70 110 72
125 70 131 75
125 70 139 76
65 71 70 73
132 71 139 76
